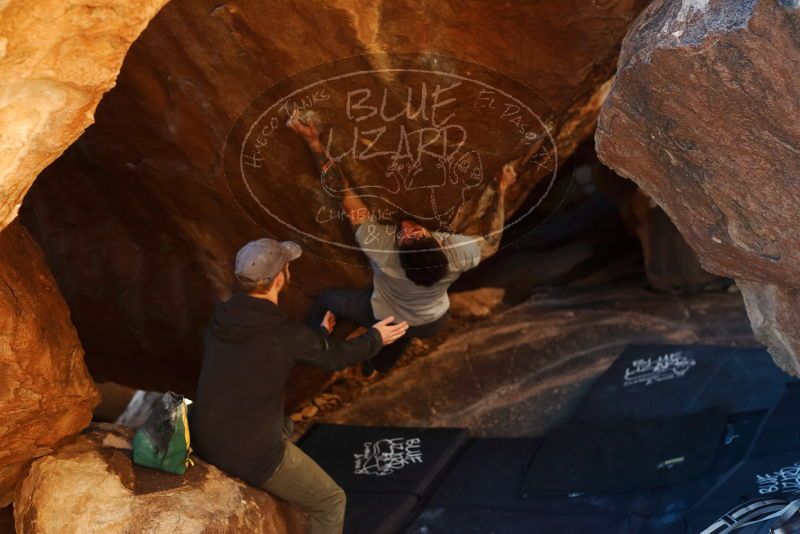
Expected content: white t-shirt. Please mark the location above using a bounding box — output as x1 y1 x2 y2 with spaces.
355 218 481 326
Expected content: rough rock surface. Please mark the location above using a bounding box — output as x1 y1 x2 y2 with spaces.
595 0 800 373
0 222 98 508
22 0 648 391
0 0 168 231
739 281 800 378
323 281 756 436
14 424 305 534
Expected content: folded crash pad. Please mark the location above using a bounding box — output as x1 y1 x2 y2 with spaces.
680 385 800 532
407 506 648 534
750 383 800 459
428 437 657 518
682 450 800 532
298 424 468 496
571 345 793 423
642 411 767 533
523 408 728 494
343 493 418 534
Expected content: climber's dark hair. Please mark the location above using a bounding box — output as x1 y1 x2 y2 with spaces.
398 236 448 287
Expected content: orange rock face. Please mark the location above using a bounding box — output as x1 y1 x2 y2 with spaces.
22 0 648 391
14 424 306 534
0 0 169 231
0 222 99 507
0 0 166 506
596 0 800 374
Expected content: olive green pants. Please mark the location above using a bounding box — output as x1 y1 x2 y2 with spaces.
260 420 346 534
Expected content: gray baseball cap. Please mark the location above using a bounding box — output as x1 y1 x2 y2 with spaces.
235 238 302 284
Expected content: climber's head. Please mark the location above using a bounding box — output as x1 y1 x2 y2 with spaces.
398 220 431 244
397 220 448 287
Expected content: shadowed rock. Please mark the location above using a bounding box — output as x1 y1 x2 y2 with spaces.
596 0 800 373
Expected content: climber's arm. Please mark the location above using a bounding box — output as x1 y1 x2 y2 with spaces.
309 145 369 227
337 176 370 228
471 163 517 261
473 199 505 261
287 113 369 228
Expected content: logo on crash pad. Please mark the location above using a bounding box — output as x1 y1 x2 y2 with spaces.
224 53 568 265
623 351 697 387
756 462 800 496
354 437 422 476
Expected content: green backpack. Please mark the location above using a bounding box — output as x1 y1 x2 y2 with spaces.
132 392 193 475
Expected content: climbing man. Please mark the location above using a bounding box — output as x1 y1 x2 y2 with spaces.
190 238 409 534
287 112 517 375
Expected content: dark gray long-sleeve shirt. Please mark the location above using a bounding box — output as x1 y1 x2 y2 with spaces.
190 292 381 485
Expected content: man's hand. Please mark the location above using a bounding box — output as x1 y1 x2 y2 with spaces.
371 316 409 346
320 311 336 335
286 111 322 152
497 163 517 194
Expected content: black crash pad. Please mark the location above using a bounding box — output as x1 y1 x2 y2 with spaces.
523 408 728 494
407 506 648 534
428 437 657 518
642 411 767 533
298 424 468 496
681 450 800 532
750 383 800 459
343 493 418 534
571 345 793 423
678 385 800 532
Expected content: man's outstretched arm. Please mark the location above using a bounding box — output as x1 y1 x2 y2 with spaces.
287 113 370 228
293 316 409 371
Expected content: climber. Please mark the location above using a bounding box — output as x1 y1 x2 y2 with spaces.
287 111 516 375
189 238 408 534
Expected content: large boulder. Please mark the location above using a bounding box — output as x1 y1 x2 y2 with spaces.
0 3 166 500
21 0 649 391
14 424 306 534
738 281 800 376
0 222 98 507
595 0 800 373
0 0 168 231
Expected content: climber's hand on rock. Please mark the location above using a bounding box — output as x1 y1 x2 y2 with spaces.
372 316 409 346
320 311 336 335
497 163 517 193
286 111 321 149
